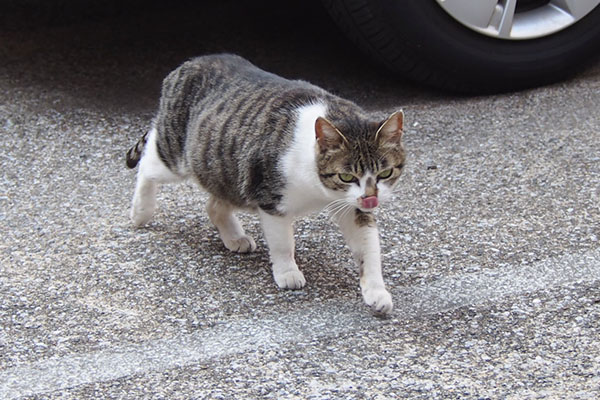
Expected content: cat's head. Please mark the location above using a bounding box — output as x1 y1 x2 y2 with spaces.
315 111 405 213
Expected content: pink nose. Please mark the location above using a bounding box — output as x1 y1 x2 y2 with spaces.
361 195 379 209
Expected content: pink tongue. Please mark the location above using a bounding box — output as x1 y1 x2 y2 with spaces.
362 196 378 209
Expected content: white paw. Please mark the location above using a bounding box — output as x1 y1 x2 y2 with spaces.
223 235 257 253
362 287 393 315
274 269 306 290
130 203 155 227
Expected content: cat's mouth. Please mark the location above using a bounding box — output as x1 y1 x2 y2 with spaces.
358 195 379 210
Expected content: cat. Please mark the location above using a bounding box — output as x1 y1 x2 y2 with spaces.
126 54 405 314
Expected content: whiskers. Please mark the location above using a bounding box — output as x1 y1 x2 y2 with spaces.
324 198 355 221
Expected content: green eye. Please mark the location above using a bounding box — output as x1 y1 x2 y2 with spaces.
377 168 393 179
339 173 357 183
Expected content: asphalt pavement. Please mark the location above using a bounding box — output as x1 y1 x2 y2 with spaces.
1 1 599 398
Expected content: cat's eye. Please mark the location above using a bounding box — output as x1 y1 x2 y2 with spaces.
339 173 357 183
377 169 393 180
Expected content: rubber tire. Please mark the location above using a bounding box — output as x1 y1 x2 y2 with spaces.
323 0 600 93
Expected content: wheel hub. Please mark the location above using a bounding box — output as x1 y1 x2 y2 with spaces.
435 0 600 39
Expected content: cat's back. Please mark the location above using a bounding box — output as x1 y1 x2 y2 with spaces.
157 54 328 144
167 54 258 85
154 54 331 212
162 54 308 99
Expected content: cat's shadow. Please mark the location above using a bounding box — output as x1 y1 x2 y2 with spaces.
141 212 359 301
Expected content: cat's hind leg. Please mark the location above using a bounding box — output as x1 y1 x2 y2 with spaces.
130 128 181 227
206 196 257 253
130 173 157 227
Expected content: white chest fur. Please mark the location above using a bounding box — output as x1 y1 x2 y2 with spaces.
278 102 335 216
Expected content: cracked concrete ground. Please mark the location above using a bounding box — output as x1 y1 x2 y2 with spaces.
1 0 599 398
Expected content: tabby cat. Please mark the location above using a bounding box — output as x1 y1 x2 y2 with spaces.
126 54 405 314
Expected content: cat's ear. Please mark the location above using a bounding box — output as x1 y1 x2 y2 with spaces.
315 117 347 150
375 110 403 144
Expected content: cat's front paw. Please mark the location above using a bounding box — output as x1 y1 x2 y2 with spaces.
274 269 306 290
223 235 257 253
362 287 393 315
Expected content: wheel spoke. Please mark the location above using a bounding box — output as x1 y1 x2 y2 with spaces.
497 0 517 38
551 0 600 19
437 0 600 39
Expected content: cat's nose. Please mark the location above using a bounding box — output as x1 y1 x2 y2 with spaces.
360 195 379 209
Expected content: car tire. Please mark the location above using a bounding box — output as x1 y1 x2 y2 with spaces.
323 0 600 92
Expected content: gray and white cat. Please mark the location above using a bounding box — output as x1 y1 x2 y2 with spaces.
126 54 405 314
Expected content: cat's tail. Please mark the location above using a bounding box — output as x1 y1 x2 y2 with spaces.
125 131 149 169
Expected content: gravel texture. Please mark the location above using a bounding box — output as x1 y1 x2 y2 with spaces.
1 0 599 398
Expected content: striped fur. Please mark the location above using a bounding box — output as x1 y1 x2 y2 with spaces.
126 54 404 214
125 54 406 314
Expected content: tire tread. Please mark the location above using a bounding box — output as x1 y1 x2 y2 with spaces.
322 0 600 92
322 0 468 91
